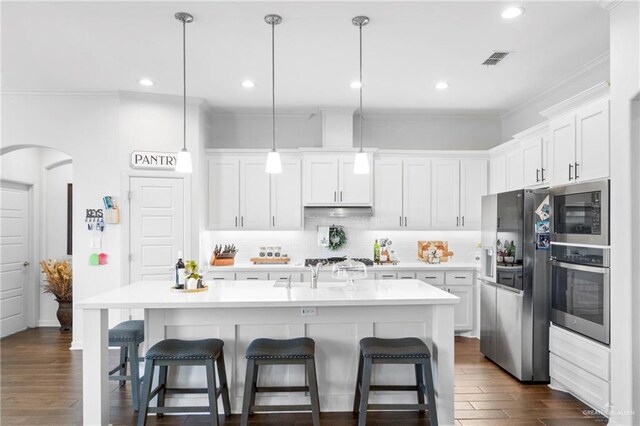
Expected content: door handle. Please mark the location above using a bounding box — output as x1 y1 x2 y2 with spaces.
536 169 540 183
23 261 30 267
568 163 573 181
497 217 501 228
574 162 579 179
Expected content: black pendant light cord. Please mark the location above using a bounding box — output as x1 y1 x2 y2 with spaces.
182 18 187 151
358 23 363 153
271 21 276 152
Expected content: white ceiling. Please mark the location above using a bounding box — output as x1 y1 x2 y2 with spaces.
2 1 609 113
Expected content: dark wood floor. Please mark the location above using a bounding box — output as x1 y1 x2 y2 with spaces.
0 328 607 425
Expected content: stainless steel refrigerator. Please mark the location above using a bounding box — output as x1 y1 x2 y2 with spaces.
480 189 550 382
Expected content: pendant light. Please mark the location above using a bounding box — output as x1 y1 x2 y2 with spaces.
175 12 193 174
265 14 283 174
352 16 370 175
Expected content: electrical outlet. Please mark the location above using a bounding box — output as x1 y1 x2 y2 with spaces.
301 307 317 317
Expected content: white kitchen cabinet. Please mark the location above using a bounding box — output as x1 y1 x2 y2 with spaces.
550 114 576 186
239 159 271 230
373 157 430 229
448 286 474 332
303 154 372 206
489 154 506 194
235 272 270 281
209 158 240 230
416 271 445 286
459 159 487 230
271 158 302 229
505 148 524 191
397 271 416 280
575 98 609 183
431 159 460 229
375 272 398 280
522 136 544 187
542 134 552 184
205 271 236 281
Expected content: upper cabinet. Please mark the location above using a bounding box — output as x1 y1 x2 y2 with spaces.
518 123 551 188
460 159 488 229
209 155 302 230
303 154 373 206
489 154 506 194
505 148 524 191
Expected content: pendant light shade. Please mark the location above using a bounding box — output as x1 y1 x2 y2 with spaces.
175 12 193 174
265 14 283 174
352 16 370 175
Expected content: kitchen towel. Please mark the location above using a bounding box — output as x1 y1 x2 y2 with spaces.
317 226 330 247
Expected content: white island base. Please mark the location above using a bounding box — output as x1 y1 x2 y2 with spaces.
78 280 458 425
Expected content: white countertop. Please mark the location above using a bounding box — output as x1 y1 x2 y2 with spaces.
76 279 460 309
207 261 479 273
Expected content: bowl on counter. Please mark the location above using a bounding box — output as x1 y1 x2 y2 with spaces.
504 256 515 264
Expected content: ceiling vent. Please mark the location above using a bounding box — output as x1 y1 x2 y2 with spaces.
482 51 510 66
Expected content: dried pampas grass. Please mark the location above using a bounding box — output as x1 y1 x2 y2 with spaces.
40 259 72 302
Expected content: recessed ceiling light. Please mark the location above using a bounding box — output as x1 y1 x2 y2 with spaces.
350 81 362 89
435 81 449 90
241 80 255 88
501 6 525 19
138 78 155 86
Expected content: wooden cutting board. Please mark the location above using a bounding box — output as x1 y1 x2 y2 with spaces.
250 257 290 264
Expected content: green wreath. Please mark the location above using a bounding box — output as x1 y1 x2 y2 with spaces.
328 227 347 251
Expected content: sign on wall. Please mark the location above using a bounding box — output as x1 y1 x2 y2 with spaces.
130 151 177 170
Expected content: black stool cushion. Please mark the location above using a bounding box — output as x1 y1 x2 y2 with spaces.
360 337 431 359
109 320 144 343
145 338 224 360
246 337 315 359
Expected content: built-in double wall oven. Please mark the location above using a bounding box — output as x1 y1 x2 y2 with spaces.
550 180 610 345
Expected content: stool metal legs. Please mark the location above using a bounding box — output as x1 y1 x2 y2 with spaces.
353 352 439 426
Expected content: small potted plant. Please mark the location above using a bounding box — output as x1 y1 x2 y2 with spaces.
40 259 72 331
184 260 203 290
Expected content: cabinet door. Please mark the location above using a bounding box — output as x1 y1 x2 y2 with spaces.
489 154 506 194
403 158 431 229
449 285 474 332
303 156 339 205
431 159 460 229
460 159 487 230
550 114 576 185
505 148 524 191
235 272 269 281
373 158 403 229
576 98 609 182
209 158 240 230
375 272 397 280
271 158 302 229
239 159 271 230
521 137 543 187
339 156 373 205
542 134 552 184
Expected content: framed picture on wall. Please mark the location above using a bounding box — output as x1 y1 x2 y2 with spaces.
67 183 72 256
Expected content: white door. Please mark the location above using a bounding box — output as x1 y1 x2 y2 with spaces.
403 158 431 229
431 159 460 229
505 148 524 191
550 114 576 185
521 137 543 187
460 159 487 230
489 154 506 194
576 98 610 182
209 158 240 229
239 159 271 230
373 158 403 229
271 157 302 230
130 177 184 282
338 156 372 205
303 156 339 205
0 182 30 337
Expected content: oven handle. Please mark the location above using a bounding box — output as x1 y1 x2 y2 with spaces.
550 260 609 274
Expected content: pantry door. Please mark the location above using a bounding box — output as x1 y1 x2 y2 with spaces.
0 182 31 337
129 177 184 284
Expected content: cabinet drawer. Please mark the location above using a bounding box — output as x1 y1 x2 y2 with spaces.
271 272 302 282
550 324 610 381
205 272 236 281
235 272 270 281
550 353 610 414
445 271 473 285
417 271 445 286
375 272 397 280
397 272 416 280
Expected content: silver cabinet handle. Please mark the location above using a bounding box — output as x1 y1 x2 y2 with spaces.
574 162 579 179
541 168 546 182
241 216 244 227
340 191 343 202
272 216 275 227
462 216 465 226
568 163 573 181
404 217 407 227
245 277 259 280
235 217 238 227
536 169 540 183
334 191 337 202
456 216 459 227
399 216 402 227
424 276 438 279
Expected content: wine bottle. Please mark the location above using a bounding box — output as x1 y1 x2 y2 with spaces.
175 251 186 289
374 240 380 263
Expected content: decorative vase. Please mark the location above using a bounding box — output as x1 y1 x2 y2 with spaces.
56 300 72 332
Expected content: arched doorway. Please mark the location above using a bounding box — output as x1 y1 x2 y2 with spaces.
0 146 73 336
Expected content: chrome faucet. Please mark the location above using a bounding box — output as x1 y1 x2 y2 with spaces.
308 263 322 289
286 274 292 290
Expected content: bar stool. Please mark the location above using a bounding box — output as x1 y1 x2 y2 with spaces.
240 337 321 426
108 320 144 411
137 338 231 426
353 337 438 426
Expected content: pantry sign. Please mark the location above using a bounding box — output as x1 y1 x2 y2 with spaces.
130 151 177 170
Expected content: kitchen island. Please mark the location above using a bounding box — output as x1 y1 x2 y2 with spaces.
77 280 459 425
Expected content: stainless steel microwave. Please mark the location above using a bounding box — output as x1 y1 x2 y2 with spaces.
550 180 609 246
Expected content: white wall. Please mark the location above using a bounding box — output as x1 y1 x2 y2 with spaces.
209 111 502 150
501 57 610 140
607 2 640 425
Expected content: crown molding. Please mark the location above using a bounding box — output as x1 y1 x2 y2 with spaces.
118 91 206 106
501 51 610 120
540 81 610 118
597 0 624 11
511 121 549 140
1 90 118 99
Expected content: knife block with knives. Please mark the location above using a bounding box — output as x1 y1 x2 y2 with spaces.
210 244 237 266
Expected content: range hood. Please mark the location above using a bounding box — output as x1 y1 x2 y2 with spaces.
304 206 373 218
